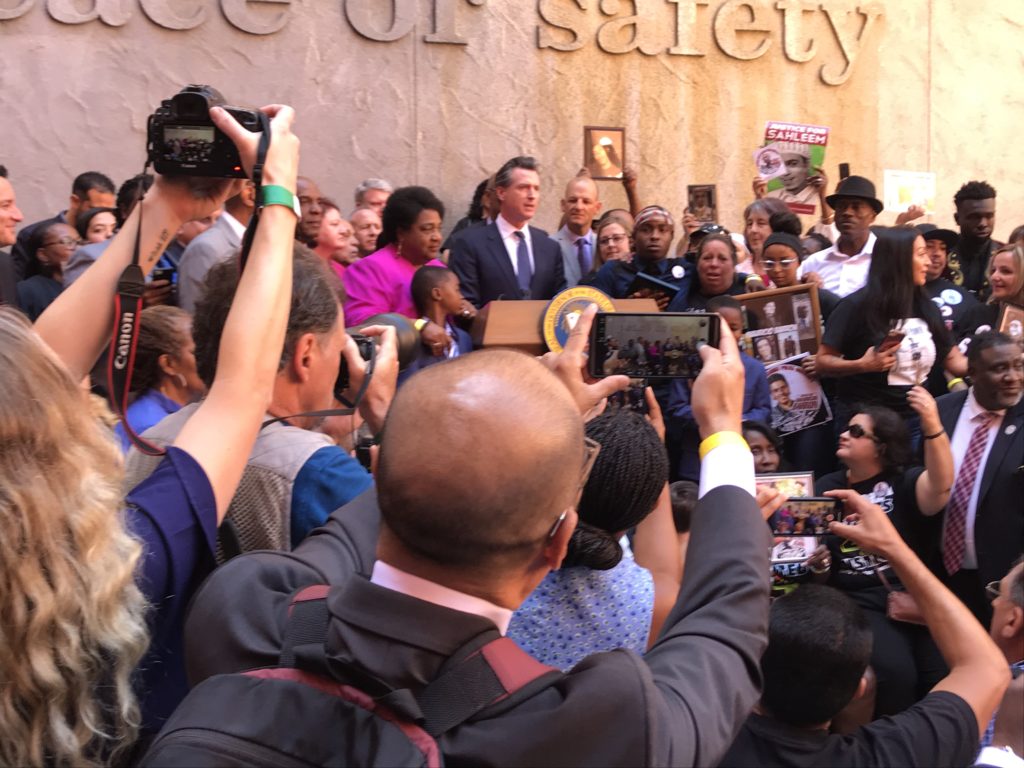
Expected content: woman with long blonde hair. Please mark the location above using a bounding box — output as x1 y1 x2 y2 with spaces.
0 103 300 763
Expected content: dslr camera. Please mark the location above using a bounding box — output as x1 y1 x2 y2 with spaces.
147 85 260 178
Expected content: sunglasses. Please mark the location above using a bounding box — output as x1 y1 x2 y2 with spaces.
549 437 601 538
847 423 880 442
763 258 798 269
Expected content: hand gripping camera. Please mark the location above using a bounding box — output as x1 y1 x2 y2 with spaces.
147 85 261 178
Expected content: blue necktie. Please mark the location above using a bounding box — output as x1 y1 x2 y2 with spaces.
514 230 532 296
576 237 592 275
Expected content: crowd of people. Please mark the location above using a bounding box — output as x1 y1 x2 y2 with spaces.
0 100 1022 768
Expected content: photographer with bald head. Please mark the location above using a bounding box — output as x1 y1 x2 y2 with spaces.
173 306 773 767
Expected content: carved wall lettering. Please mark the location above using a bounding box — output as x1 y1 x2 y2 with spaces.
820 2 882 85
667 0 708 57
346 0 417 42
425 0 486 44
140 0 205 30
46 0 131 26
221 0 290 35
775 0 817 63
712 0 771 60
537 0 588 52
596 0 661 56
0 0 34 21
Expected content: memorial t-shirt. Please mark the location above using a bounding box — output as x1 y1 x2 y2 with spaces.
822 288 952 416
815 468 927 592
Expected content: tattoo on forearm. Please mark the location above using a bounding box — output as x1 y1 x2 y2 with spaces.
146 229 171 265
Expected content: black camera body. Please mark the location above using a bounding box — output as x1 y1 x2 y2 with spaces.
334 333 375 399
147 85 260 178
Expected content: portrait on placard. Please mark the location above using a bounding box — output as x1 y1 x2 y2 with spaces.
584 126 625 180
771 536 818 564
687 185 717 224
765 357 833 435
997 303 1024 347
756 471 814 499
739 283 823 360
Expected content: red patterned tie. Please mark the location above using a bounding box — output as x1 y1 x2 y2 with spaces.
943 411 995 575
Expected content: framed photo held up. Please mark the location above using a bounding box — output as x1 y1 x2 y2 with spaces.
997 302 1024 345
584 126 625 180
687 184 717 224
756 471 814 499
737 283 822 365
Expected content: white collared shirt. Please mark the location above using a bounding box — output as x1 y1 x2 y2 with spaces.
946 389 1007 569
219 209 248 240
798 231 877 298
496 213 534 277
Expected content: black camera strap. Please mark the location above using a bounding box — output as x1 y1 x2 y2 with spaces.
108 110 272 456
260 341 376 430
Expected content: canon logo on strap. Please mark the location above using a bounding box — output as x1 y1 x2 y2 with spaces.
113 312 136 370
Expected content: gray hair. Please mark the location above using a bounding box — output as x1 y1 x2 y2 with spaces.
354 178 394 204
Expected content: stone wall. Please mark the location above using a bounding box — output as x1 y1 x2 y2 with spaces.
1 0 1021 239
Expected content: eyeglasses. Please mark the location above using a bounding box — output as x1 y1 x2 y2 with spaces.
763 259 797 269
549 437 601 538
42 236 81 248
598 234 628 246
986 580 1003 603
847 423 880 443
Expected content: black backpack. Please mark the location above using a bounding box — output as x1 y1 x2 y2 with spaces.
142 585 562 767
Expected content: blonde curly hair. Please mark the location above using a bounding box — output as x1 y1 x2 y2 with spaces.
0 308 148 766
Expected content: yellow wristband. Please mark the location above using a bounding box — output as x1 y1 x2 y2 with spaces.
947 377 964 391
698 431 748 461
414 318 428 332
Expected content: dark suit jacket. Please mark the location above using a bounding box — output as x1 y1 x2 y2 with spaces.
936 390 1024 585
449 221 565 308
185 485 770 766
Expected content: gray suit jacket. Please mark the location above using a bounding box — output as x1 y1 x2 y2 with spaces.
551 225 595 288
184 485 770 766
177 213 243 312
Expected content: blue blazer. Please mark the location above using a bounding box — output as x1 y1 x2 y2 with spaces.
449 221 566 308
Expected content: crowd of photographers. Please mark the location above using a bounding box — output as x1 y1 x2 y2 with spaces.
0 98 1022 767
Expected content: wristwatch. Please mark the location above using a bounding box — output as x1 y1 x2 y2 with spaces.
260 185 301 218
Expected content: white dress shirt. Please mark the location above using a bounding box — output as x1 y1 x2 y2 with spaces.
496 213 534 276
798 231 876 298
945 389 1006 569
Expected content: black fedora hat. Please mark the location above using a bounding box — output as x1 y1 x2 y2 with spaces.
914 224 958 251
825 175 883 214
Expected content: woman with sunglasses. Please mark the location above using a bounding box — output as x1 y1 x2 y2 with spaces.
816 227 968 443
814 391 954 718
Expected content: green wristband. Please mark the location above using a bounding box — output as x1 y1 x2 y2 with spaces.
260 185 300 218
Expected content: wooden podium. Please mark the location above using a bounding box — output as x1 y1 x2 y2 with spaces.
471 299 659 355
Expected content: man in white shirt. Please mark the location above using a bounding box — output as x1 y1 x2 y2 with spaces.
933 331 1024 625
449 156 565 307
177 182 255 312
552 175 602 287
799 175 882 297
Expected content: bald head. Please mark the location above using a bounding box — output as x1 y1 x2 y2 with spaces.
378 349 585 572
562 176 602 236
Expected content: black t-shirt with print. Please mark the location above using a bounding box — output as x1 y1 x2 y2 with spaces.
815 468 935 592
822 288 953 416
719 691 977 768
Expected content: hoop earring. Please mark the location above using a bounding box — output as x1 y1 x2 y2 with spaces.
396 240 403 258
175 373 187 389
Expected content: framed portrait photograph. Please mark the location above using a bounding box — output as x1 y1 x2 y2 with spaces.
997 302 1024 343
738 283 822 363
584 126 625 180
756 471 814 499
687 184 717 224
766 356 833 435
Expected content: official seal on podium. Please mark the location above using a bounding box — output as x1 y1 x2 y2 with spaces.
542 286 615 353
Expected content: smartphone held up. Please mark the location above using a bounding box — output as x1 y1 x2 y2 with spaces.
588 312 720 380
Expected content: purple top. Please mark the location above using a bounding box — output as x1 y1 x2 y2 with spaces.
341 243 446 325
126 447 217 734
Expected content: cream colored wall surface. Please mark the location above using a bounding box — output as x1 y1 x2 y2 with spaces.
1 0 1021 240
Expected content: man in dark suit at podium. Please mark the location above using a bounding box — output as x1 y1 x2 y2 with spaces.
450 156 565 308
932 331 1024 625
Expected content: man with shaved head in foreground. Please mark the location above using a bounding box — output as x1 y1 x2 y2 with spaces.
177 307 771 767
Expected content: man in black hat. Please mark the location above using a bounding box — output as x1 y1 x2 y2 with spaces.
949 181 1003 298
798 175 882 298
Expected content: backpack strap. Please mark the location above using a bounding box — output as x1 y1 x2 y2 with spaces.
417 636 561 737
278 586 563 737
